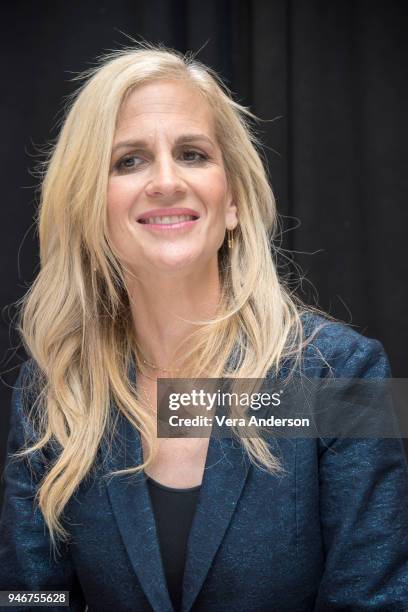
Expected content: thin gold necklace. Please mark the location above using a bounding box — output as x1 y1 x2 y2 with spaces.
136 357 182 382
139 354 182 374
138 369 157 382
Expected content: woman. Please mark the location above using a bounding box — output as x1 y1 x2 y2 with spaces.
0 43 407 611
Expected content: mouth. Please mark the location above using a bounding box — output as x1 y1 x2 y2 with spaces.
137 214 200 228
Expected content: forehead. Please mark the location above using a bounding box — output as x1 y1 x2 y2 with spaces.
115 79 216 136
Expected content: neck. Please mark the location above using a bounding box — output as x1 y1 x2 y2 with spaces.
126 262 221 372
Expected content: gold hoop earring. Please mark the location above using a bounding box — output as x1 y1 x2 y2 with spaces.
227 228 234 249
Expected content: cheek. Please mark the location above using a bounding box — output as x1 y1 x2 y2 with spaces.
107 178 134 216
106 182 134 246
199 171 229 211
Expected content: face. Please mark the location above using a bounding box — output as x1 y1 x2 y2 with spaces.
107 79 238 280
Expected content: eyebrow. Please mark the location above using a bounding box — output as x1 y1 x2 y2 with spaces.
112 134 215 155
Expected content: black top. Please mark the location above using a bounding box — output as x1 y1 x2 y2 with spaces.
146 476 201 612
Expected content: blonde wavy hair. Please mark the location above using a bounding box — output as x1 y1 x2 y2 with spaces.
16 42 327 544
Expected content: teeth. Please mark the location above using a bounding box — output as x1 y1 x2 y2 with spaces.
143 214 196 225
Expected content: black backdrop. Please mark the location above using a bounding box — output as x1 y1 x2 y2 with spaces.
1 1 407 504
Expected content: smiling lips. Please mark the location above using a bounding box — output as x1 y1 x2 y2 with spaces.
137 207 200 228
139 214 197 225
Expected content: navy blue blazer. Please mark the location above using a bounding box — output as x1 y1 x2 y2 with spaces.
1 315 408 611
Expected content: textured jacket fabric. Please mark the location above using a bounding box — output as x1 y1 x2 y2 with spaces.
1 314 407 611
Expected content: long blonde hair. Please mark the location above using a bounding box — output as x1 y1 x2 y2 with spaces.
17 42 328 544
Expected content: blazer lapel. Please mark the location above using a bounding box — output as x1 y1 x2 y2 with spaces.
105 355 251 612
105 411 174 612
181 436 251 612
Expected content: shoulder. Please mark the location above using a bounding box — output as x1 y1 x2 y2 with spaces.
11 358 43 418
299 312 391 378
7 359 48 469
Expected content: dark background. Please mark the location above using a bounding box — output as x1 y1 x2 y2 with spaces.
1 0 407 505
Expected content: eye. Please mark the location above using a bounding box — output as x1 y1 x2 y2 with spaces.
115 155 144 172
180 150 209 163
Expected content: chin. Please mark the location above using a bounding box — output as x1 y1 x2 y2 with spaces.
147 252 202 276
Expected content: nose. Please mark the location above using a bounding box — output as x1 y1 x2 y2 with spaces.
145 153 186 198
